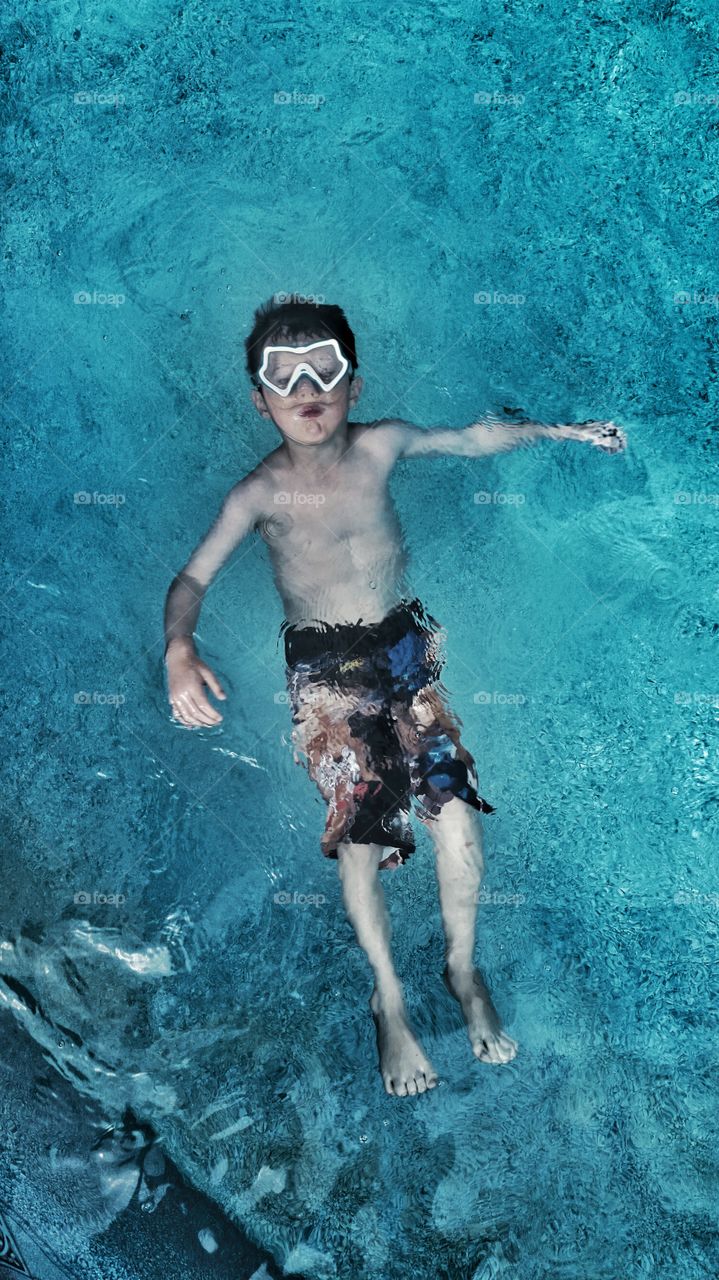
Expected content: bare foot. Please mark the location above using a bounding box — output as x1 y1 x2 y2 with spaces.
442 964 518 1064
370 989 440 1097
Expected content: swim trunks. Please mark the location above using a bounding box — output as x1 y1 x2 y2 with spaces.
281 598 494 870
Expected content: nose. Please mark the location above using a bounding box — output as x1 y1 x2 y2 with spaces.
292 373 322 397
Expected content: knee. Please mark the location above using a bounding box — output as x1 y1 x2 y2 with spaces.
421 795 481 835
437 836 485 882
336 840 384 874
422 800 484 862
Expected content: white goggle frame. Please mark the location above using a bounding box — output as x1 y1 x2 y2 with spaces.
257 338 350 397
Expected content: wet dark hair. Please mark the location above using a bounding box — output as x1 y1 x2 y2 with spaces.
244 296 358 387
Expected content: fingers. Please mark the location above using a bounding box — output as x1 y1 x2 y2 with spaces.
169 693 201 727
171 706 191 727
167 661 226 728
198 663 227 701
186 694 222 726
581 420 626 452
594 427 627 452
169 690 222 728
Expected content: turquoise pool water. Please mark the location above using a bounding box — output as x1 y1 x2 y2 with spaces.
2 0 719 1277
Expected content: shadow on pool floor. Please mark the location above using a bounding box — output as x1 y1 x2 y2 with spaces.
0 1010 308 1280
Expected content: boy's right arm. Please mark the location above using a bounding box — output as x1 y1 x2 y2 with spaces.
164 474 265 727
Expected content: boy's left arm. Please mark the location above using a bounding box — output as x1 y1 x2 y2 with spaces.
373 414 627 460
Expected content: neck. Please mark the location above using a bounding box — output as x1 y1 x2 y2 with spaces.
281 422 350 477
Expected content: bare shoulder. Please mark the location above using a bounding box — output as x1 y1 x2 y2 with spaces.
348 418 413 463
222 459 278 522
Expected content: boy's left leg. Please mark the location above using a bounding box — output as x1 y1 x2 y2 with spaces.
420 797 518 1065
390 682 517 1064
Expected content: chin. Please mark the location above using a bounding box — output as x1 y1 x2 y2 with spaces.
304 417 340 434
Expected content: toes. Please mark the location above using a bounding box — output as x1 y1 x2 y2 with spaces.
475 1040 500 1064
499 1034 519 1058
473 1035 517 1064
416 1068 440 1093
383 1069 439 1096
473 1044 496 1064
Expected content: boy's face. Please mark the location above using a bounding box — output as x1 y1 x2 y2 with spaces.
250 332 363 445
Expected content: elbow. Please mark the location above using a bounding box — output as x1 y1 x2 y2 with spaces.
167 569 206 603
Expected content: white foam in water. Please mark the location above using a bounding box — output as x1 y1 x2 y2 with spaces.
209 1116 254 1141
248 1265 273 1280
250 1166 286 1202
282 1243 336 1278
197 1227 219 1253
72 926 173 976
209 1156 229 1185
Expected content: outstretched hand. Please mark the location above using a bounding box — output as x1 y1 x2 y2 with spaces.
167 646 227 727
562 420 627 453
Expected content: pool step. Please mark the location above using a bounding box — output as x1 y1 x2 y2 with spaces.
0 1207 74 1280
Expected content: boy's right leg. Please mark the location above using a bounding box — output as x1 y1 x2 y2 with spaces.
337 839 439 1098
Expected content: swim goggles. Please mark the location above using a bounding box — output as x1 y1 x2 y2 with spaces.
257 338 350 397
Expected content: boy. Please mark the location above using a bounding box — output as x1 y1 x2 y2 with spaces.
163 298 626 1098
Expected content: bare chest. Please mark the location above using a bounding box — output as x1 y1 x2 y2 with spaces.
257 462 400 556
